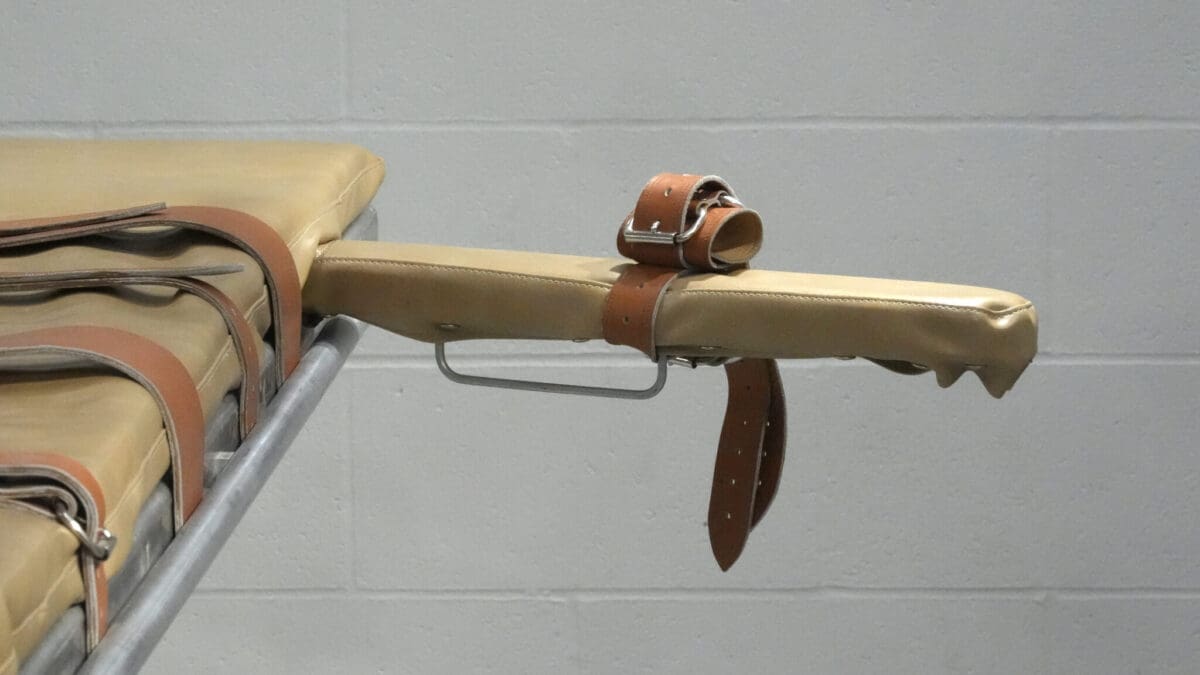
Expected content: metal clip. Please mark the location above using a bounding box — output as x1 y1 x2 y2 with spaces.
54 503 116 561
622 192 743 246
434 342 668 400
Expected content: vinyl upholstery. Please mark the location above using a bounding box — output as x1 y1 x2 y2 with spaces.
0 139 384 672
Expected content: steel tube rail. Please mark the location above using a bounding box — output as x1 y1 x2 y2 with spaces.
78 316 364 674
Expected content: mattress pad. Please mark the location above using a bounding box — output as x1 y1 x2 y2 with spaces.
0 139 384 672
1 141 1036 672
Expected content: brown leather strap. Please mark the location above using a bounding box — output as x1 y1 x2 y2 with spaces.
0 203 165 235
0 266 262 438
0 205 301 384
0 451 111 648
601 265 679 360
707 359 786 570
605 172 784 570
0 326 205 529
617 174 762 271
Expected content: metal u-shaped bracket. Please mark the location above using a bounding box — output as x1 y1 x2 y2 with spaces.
434 342 668 400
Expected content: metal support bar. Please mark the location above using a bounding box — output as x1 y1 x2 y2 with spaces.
434 342 669 400
77 316 364 675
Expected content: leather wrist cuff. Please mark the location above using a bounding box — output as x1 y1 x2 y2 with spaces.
603 172 786 571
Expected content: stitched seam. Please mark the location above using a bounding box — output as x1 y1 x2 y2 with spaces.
317 256 612 291
244 291 270 334
194 340 235 393
678 289 1035 318
285 158 386 249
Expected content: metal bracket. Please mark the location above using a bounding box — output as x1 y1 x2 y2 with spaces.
434 342 669 400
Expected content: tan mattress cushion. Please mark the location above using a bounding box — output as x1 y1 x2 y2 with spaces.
0 139 383 666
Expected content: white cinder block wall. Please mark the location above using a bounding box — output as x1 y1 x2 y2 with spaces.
5 2 1200 673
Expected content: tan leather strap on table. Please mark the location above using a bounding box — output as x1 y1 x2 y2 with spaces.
0 265 262 438
0 452 111 649
604 172 785 570
0 204 302 384
0 326 205 530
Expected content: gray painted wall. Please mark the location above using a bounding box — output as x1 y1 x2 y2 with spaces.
4 2 1199 673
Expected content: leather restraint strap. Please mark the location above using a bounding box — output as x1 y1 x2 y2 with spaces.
0 326 205 530
0 204 302 385
603 173 784 571
0 265 262 438
0 453 113 650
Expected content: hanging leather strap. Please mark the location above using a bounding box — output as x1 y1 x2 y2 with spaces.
603 172 785 571
0 326 205 530
0 265 262 438
0 204 301 385
0 452 112 650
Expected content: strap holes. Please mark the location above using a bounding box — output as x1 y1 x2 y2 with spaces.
745 385 751 391
730 478 737 485
724 512 732 520
742 419 749 426
622 316 630 324
637 283 644 289
664 187 672 196
735 448 742 455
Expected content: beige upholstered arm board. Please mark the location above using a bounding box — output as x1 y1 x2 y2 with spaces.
0 139 1035 673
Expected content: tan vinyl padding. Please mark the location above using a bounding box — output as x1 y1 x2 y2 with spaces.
304 240 1037 397
0 139 386 283
0 139 384 667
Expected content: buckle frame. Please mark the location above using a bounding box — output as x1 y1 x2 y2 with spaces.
621 192 743 246
54 503 116 561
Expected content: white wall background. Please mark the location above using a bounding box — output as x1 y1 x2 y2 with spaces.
5 2 1200 673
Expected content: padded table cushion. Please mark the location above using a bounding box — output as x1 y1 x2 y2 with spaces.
0 139 384 672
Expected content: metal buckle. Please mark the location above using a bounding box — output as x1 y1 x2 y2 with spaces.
435 342 668 399
54 503 116 561
622 192 743 246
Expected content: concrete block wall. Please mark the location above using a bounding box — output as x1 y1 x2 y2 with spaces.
4 2 1199 672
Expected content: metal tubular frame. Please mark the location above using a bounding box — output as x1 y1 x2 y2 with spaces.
77 315 364 674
